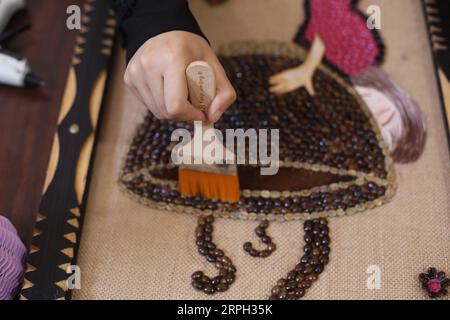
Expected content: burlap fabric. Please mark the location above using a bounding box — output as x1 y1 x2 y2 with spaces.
73 0 449 300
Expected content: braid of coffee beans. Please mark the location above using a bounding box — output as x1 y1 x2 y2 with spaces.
191 215 236 295
243 220 277 258
269 218 330 300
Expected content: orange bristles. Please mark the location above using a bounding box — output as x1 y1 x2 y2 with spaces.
178 168 240 203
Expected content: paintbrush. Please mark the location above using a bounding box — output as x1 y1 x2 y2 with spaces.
178 61 240 202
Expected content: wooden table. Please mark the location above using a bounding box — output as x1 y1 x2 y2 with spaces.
0 0 83 245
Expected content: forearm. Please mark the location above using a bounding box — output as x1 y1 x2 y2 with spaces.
108 0 208 61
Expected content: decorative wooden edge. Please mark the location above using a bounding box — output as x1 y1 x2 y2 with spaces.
118 41 397 221
20 0 117 300
421 0 450 152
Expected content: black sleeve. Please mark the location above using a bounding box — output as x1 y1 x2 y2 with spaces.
108 0 208 61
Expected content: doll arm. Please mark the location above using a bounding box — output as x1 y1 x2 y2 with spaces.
269 35 325 96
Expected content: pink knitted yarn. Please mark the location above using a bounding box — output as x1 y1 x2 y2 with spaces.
0 215 27 300
302 0 381 76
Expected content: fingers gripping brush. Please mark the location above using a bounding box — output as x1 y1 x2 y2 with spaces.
178 61 240 202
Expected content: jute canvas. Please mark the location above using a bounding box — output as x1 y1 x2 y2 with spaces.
73 0 450 300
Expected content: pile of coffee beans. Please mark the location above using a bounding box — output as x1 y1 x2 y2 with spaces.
243 220 276 258
269 218 330 300
191 215 236 294
121 52 389 217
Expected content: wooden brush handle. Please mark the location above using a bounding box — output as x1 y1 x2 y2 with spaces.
186 61 216 113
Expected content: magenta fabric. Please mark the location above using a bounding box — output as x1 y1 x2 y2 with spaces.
301 0 381 76
0 215 27 300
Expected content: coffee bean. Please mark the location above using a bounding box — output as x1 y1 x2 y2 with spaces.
312 248 321 256
304 234 313 243
218 268 228 277
271 286 281 295
216 283 229 292
198 246 208 255
294 288 305 298
203 285 215 295
249 248 260 257
285 281 298 292
314 264 324 274
224 273 235 284
192 271 203 280
228 265 237 273
260 220 269 229
261 235 271 244
192 280 203 291
221 257 232 266
255 227 265 237
211 276 222 286
287 271 298 281
214 249 224 257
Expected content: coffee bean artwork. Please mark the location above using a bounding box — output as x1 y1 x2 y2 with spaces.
269 218 330 300
243 220 276 258
119 42 396 299
192 215 236 295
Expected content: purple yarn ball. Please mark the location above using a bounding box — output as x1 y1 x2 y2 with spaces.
0 215 27 300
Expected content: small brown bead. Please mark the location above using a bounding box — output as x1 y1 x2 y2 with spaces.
255 227 265 237
203 285 215 295
295 274 306 282
192 280 204 291
312 247 321 256
201 275 211 284
249 248 260 257
219 268 228 277
260 220 269 229
287 271 298 281
216 283 229 292
307 273 318 282
260 250 272 258
277 279 287 287
261 235 272 244
213 249 224 257
271 286 281 295
314 264 324 274
320 245 330 255
192 271 203 280
303 265 314 275
228 265 237 273
285 281 298 292
243 242 252 252
294 288 305 298
224 273 235 284
278 288 288 300
300 280 311 289
211 276 222 286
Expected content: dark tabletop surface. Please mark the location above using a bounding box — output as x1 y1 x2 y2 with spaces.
0 0 83 245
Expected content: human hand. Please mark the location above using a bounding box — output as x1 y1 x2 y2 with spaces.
124 31 236 122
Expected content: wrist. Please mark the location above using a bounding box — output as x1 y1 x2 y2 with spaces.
118 1 208 62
